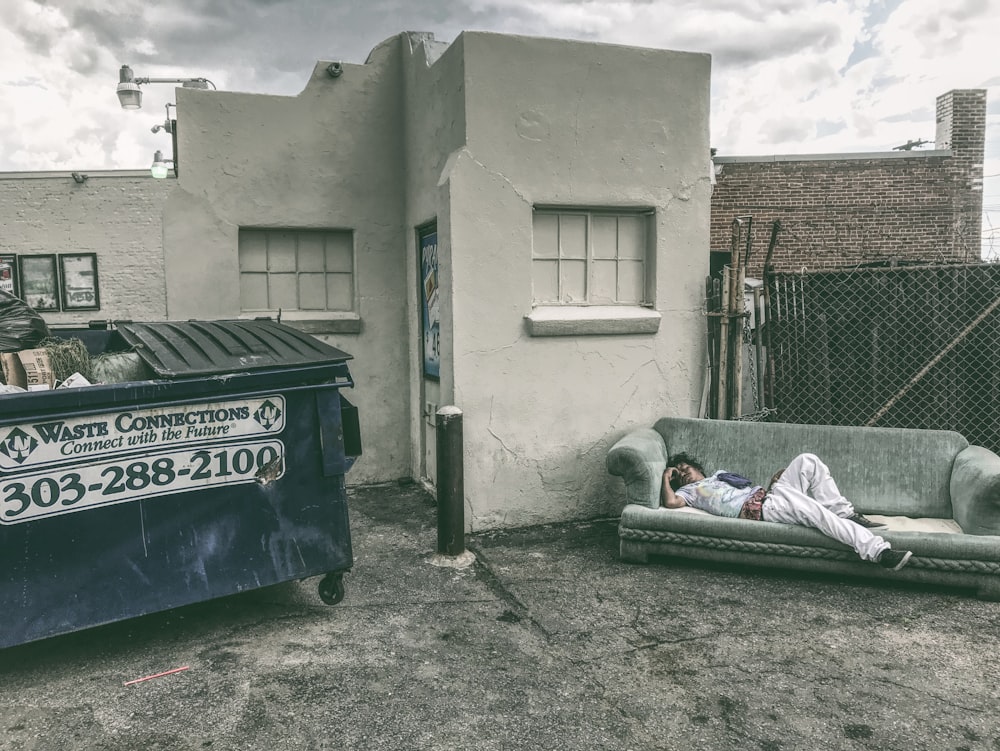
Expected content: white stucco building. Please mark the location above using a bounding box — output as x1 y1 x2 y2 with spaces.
0 31 713 529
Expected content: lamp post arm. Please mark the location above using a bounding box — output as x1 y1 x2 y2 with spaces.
134 77 216 89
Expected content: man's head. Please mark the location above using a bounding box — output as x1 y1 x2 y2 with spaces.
666 452 707 490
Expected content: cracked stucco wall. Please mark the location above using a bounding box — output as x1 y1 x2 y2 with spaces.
442 33 712 528
167 36 412 486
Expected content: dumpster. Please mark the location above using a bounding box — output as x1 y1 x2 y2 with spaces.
0 320 361 649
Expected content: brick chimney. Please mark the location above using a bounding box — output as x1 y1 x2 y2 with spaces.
935 89 986 157
935 89 986 258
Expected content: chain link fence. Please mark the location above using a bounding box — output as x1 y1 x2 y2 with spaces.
762 262 1000 454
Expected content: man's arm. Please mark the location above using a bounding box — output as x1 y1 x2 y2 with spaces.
661 467 687 508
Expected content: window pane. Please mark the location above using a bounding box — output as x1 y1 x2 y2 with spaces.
269 273 298 309
618 215 645 260
619 260 645 303
239 232 267 271
590 259 617 303
240 273 268 310
326 273 353 311
299 273 327 309
533 213 559 259
532 259 559 303
559 215 587 260
268 233 297 272
298 234 325 271
325 232 353 273
560 259 586 302
592 216 618 259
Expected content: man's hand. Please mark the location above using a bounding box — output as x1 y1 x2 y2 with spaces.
661 467 686 508
768 468 785 490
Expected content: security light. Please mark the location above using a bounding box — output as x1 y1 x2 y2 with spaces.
116 64 215 110
150 150 173 179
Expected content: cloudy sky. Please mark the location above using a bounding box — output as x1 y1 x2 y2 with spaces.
2 0 998 255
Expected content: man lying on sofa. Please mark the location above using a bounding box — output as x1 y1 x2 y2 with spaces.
662 452 914 571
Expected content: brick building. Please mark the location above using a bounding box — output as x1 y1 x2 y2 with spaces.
0 171 170 326
710 89 987 276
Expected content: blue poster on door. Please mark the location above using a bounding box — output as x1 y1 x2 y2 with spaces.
419 228 440 379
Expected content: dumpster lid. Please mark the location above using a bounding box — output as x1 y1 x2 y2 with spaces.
114 320 353 378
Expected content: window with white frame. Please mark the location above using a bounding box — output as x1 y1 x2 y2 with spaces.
239 229 354 313
532 208 652 305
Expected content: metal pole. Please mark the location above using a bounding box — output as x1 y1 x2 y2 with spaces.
436 406 465 556
717 266 730 420
753 286 765 409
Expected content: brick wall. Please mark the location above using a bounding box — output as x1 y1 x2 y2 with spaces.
0 172 172 326
710 90 987 276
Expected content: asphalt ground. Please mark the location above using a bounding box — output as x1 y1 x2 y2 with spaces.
1 482 998 751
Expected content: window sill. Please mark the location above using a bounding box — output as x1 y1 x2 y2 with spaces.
239 313 361 335
524 305 661 337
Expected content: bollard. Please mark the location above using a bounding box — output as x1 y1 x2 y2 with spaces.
435 405 465 556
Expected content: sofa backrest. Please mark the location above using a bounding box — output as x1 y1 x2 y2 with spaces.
653 417 968 518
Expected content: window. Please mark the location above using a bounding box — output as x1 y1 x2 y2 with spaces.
239 229 355 313
532 209 652 305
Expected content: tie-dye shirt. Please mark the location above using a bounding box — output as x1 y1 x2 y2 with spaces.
675 471 764 517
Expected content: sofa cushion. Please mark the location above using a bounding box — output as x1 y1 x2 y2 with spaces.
653 417 968 518
621 503 1000 562
664 505 963 534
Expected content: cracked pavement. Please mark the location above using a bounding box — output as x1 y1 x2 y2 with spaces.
1 482 998 750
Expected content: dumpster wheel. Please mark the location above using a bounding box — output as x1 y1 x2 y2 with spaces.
318 572 346 605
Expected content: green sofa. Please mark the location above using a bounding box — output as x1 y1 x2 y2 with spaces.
607 416 1000 599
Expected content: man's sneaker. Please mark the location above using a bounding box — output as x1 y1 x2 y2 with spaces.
878 549 913 571
849 513 887 529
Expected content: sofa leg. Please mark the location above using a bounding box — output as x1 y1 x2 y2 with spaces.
620 539 650 564
976 581 1000 602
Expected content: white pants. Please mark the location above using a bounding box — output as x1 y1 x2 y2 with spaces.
764 453 889 562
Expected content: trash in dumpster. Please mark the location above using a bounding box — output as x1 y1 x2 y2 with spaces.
92 351 151 384
58 372 92 389
0 290 49 353
1 334 132 390
2 346 55 389
0 319 362 649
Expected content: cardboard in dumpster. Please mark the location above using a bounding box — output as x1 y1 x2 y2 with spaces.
1 352 25 388
1 348 55 389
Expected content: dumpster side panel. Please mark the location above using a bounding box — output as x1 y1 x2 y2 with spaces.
0 384 353 649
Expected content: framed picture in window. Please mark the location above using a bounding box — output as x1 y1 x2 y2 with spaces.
0 253 18 298
59 253 100 310
18 255 59 311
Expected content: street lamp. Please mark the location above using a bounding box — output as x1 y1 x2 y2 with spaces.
116 64 216 110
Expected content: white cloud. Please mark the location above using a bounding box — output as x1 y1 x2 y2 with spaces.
0 0 997 218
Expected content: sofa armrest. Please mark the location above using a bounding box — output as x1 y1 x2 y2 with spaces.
606 427 668 509
951 445 1000 535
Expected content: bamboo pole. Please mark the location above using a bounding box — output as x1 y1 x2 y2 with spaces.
761 221 781 412
730 262 745 417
